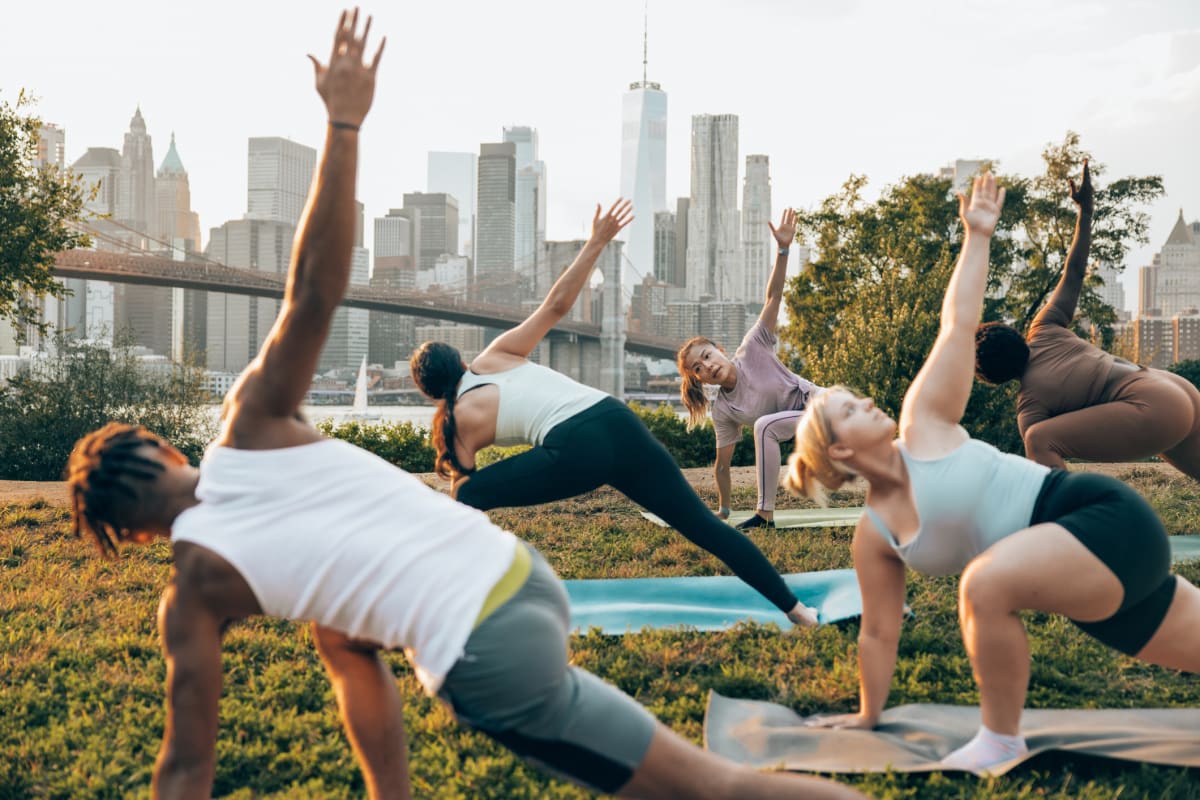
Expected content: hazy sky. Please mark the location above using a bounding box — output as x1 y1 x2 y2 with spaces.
3 0 1198 310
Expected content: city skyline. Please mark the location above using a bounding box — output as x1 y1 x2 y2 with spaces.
2 1 1198 312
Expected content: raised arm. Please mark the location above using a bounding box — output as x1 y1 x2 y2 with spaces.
757 208 797 333
152 584 224 800
899 173 1005 440
1032 160 1093 329
227 11 385 432
478 200 632 362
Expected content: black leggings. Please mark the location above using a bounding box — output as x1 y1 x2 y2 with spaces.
457 397 800 613
1030 470 1177 655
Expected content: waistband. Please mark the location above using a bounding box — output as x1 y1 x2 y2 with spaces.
473 541 533 628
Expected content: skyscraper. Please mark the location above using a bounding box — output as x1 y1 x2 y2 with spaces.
427 151 476 262
741 155 772 303
476 142 517 303
117 107 156 235
204 218 295 372
320 243 370 373
1151 211 1200 317
370 211 416 368
653 210 676 285
155 134 206 361
402 192 459 271
685 114 740 300
114 108 173 355
503 126 546 284
246 137 317 225
69 147 123 340
154 133 201 249
35 124 65 170
618 12 667 293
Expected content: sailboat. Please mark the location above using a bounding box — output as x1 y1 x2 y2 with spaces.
347 356 381 421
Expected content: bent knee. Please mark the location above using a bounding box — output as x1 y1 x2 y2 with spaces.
1023 422 1060 461
959 559 1018 614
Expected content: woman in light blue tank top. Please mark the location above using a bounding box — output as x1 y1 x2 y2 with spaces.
412 200 816 627
786 173 1200 773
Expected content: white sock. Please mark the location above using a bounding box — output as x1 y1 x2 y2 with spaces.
941 724 1028 773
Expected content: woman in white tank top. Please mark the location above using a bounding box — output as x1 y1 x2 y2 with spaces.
786 173 1200 772
412 201 816 627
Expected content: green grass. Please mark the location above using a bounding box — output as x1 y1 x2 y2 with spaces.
1 472 1198 799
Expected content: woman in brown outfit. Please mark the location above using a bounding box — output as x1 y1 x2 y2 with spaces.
974 161 1200 478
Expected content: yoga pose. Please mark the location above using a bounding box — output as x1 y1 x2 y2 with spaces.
411 204 817 627
65 15 864 800
975 160 1200 478
787 173 1200 772
676 208 821 530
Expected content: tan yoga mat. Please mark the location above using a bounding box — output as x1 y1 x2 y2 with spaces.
640 507 863 529
703 691 1200 776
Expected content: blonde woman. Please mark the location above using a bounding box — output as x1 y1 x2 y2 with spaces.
676 208 821 530
786 173 1200 772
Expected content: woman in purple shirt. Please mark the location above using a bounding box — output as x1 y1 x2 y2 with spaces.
677 208 821 529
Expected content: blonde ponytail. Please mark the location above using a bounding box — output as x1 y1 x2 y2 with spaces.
784 386 859 506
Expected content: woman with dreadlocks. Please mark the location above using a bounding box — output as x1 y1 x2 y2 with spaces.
675 208 822 531
411 201 817 627
974 160 1200 479
65 14 866 800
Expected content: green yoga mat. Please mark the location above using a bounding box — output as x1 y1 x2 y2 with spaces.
640 507 863 529
704 691 1200 776
564 569 861 634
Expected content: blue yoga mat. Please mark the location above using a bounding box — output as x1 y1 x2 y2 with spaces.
563 536 1200 635
564 569 861 634
1171 534 1200 562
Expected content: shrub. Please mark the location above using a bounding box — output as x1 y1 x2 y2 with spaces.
315 419 436 473
0 334 214 480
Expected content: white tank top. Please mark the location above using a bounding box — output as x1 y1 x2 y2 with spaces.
171 439 517 695
457 361 607 446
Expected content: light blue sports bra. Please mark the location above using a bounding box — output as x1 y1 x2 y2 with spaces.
863 438 1051 576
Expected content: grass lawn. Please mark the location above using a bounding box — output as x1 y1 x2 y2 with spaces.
1 465 1198 799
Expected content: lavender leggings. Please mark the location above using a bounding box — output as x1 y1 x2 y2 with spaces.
752 409 807 512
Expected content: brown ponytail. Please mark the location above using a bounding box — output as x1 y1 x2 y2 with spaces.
410 342 475 480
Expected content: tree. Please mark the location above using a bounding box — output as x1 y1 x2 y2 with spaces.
0 334 215 480
781 134 1163 451
0 91 92 338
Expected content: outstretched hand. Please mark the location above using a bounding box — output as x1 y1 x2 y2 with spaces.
1069 159 1094 216
767 208 797 250
308 8 386 128
590 199 635 244
958 172 1006 237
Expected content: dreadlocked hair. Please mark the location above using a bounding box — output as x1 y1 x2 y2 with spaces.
677 336 718 431
66 422 167 557
410 341 475 480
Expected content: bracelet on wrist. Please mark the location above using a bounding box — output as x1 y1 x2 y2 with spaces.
778 247 790 256
329 120 360 132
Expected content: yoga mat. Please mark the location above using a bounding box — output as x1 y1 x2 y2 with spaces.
640 507 863 530
564 569 861 634
1171 534 1200 563
703 691 1200 776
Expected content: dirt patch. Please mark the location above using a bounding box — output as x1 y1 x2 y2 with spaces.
0 481 70 506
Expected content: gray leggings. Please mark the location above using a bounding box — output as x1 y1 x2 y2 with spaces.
752 409 806 511
439 546 657 794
